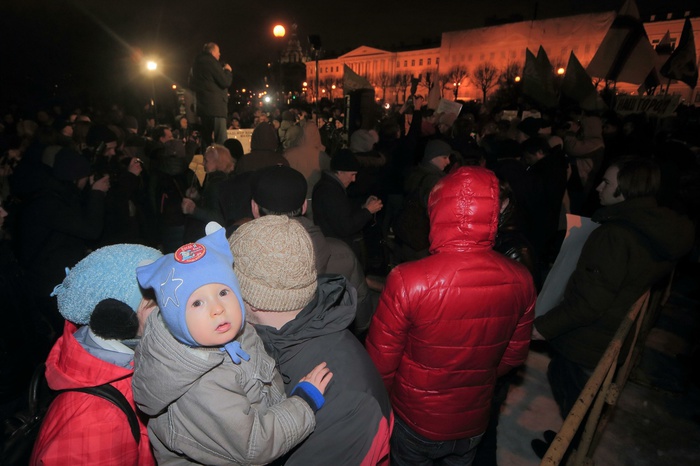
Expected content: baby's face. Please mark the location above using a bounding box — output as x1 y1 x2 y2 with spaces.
185 283 242 347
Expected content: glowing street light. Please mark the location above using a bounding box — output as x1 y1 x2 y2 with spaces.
557 67 565 75
273 25 286 38
514 76 521 82
146 60 158 71
272 24 287 101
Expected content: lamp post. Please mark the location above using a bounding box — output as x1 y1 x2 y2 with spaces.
308 35 322 110
146 60 158 124
273 24 286 102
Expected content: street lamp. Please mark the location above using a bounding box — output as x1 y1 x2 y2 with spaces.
273 25 286 38
145 59 158 124
557 67 565 75
308 35 322 108
272 24 286 102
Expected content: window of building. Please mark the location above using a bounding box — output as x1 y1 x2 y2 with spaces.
410 59 414 66
397 60 400 67
480 53 485 60
489 52 495 59
404 60 408 67
427 58 432 65
468 53 473 61
500 51 506 59
436 57 439 65
419 59 423 66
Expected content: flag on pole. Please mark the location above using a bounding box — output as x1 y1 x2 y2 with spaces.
536 46 555 86
343 64 373 92
521 48 558 109
586 0 657 84
655 31 674 59
660 17 698 88
636 30 673 95
637 68 661 95
560 52 608 111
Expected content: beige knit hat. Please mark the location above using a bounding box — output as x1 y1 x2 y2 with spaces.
228 216 317 311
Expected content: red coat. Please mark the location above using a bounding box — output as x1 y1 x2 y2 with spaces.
30 322 154 466
366 166 535 441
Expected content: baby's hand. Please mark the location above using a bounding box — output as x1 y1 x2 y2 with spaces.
300 362 333 395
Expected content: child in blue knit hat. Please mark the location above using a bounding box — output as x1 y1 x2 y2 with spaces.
133 225 333 465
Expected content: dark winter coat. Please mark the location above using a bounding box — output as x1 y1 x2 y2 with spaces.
234 123 287 175
189 51 231 118
535 197 695 370
312 171 372 245
254 276 393 466
17 177 105 297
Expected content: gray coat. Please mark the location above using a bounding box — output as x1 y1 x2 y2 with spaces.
133 311 315 465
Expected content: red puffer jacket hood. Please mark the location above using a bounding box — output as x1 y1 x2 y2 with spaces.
428 166 500 254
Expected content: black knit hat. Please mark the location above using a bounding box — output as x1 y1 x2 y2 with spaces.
331 149 360 172
252 165 308 213
52 147 91 181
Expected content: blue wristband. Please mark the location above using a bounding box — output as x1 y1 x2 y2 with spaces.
291 381 325 412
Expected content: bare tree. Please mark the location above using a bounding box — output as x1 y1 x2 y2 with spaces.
441 65 470 100
471 62 499 103
320 78 338 100
418 69 438 97
499 61 522 87
395 73 412 103
377 72 394 101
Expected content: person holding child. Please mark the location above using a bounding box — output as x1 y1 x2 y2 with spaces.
133 225 333 465
31 243 163 465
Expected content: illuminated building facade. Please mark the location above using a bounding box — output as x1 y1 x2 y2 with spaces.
305 11 699 104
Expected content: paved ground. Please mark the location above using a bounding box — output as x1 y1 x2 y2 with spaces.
496 265 700 465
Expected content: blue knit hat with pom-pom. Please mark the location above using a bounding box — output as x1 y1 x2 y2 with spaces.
51 244 163 324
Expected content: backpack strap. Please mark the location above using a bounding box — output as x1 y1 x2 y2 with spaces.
59 384 141 445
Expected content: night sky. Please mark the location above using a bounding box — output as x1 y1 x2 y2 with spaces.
1 0 695 112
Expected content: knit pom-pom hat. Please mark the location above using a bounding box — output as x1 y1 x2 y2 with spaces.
51 244 163 324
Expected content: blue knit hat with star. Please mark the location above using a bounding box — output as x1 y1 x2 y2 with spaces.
136 227 249 363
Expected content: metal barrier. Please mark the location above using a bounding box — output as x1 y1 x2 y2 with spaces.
540 290 651 466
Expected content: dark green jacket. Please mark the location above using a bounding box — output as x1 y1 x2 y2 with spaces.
535 197 694 369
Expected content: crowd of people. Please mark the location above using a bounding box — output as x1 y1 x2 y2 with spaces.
0 41 698 466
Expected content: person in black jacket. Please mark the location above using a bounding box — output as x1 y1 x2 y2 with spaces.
15 147 110 334
189 42 232 148
312 149 383 267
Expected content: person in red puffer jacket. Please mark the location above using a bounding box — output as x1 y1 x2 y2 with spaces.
366 166 536 465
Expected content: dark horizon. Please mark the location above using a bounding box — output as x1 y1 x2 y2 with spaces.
1 0 696 115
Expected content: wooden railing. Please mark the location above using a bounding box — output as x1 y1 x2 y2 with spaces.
540 290 652 466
